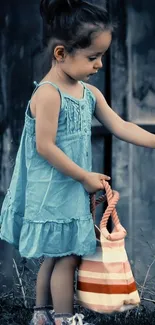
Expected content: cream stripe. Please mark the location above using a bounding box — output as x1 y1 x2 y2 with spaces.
78 270 133 280
77 291 140 306
83 253 128 263
83 250 128 263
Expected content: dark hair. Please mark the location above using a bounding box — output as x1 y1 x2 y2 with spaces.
40 0 115 61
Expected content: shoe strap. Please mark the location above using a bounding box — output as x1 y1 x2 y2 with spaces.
34 305 53 311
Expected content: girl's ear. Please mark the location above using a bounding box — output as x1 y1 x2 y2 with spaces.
54 45 67 62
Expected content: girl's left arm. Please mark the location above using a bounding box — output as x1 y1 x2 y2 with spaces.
87 84 155 149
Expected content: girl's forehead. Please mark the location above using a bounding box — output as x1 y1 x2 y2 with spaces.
85 30 112 54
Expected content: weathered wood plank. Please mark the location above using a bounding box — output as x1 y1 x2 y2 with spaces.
126 0 155 287
0 0 42 192
0 0 42 301
127 0 155 123
110 0 155 291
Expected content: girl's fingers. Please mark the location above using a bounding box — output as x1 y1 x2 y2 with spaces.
101 174 111 181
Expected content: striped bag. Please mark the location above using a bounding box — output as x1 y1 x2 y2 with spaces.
77 180 140 313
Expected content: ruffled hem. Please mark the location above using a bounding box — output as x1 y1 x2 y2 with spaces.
0 208 96 259
0 232 96 259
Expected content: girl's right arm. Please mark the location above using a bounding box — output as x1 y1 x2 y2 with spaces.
34 85 110 192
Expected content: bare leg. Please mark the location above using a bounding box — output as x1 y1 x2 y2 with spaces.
36 257 56 307
50 255 81 314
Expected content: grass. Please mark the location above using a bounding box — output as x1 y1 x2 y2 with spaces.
0 294 155 325
0 251 155 324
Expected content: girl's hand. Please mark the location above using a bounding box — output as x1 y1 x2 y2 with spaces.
81 171 110 193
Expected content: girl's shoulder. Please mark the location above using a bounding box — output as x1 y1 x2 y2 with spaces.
84 83 104 103
84 82 99 100
84 82 98 95
29 81 62 119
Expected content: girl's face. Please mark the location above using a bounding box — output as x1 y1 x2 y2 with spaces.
55 30 112 82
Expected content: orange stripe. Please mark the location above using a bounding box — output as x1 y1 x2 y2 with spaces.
80 260 131 273
78 276 134 285
77 281 137 294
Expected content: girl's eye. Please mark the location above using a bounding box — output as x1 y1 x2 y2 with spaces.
88 57 97 61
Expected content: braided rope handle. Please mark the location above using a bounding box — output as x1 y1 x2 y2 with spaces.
90 180 127 241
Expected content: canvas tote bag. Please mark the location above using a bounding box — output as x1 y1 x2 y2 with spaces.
77 180 140 313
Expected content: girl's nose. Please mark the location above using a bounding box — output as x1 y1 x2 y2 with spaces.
94 58 103 69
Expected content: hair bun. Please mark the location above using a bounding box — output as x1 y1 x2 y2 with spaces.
40 0 53 25
67 0 82 6
40 0 82 25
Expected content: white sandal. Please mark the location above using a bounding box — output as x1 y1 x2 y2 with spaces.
56 313 94 325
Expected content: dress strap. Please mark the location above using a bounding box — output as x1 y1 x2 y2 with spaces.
31 80 62 98
80 80 85 88
26 81 64 114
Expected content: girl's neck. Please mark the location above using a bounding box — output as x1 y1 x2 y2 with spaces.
45 66 79 89
41 67 84 100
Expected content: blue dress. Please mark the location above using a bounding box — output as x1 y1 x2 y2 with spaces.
0 81 97 259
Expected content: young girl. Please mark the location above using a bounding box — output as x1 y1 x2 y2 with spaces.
0 0 155 324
